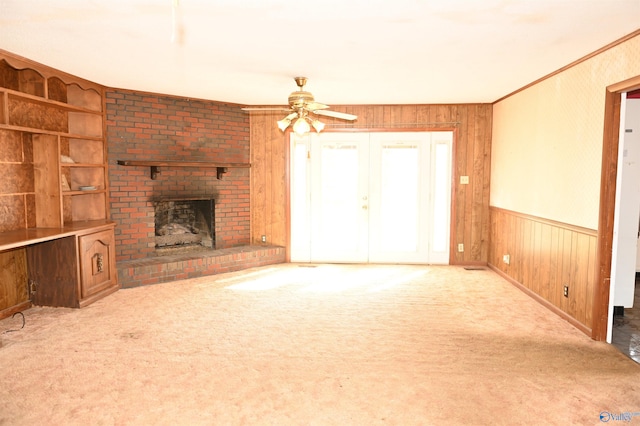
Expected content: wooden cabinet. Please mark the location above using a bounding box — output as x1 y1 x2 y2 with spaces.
0 249 29 316
78 228 116 302
0 50 118 317
27 224 117 308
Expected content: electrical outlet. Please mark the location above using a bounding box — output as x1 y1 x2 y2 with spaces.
502 254 510 265
261 235 266 243
563 285 569 298
458 243 464 252
460 176 469 185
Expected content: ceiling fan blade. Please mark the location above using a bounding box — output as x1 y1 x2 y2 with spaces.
312 110 358 121
241 107 292 112
305 101 330 111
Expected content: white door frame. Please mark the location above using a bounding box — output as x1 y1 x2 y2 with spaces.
289 130 452 264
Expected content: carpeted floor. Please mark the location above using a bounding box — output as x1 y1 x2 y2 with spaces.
1 264 639 425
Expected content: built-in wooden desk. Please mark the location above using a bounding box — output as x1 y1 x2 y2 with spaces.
0 221 119 319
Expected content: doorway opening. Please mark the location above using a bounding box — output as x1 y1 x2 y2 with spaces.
609 88 640 362
595 75 640 344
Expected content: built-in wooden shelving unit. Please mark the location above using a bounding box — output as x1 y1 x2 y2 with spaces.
0 50 118 317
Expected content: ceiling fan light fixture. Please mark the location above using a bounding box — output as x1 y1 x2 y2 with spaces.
293 117 311 135
277 117 292 131
311 119 325 132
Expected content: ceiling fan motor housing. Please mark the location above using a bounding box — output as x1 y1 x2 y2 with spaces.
241 77 357 125
288 91 314 109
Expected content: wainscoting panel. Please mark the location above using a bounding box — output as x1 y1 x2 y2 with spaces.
489 207 597 332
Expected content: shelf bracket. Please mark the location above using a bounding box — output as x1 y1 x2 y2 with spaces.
216 167 228 180
150 166 159 180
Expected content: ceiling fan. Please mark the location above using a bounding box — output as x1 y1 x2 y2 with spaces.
242 77 358 135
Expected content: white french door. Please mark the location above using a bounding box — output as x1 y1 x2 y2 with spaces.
290 131 452 264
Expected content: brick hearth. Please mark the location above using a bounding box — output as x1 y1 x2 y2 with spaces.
117 245 285 288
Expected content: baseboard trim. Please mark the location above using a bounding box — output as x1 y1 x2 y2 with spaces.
488 263 593 338
0 301 31 321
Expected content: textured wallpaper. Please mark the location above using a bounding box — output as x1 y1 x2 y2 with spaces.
491 34 640 229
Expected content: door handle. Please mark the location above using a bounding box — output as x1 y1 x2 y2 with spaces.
362 205 368 210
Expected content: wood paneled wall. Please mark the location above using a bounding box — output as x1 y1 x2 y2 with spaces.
489 207 598 333
250 104 492 263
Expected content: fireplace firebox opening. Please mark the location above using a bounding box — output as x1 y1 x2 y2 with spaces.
153 198 215 254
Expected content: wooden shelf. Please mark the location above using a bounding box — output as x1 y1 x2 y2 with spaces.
61 163 106 168
0 123 103 140
117 160 251 180
4 89 102 114
63 189 107 195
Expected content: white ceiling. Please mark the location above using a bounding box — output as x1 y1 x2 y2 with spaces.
1 0 639 106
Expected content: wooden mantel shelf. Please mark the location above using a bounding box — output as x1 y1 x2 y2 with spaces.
117 160 250 180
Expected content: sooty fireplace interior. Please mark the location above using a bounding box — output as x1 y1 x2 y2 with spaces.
153 198 215 252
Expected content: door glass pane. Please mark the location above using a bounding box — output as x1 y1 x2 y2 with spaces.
379 144 419 251
290 137 310 260
432 142 449 252
318 144 360 251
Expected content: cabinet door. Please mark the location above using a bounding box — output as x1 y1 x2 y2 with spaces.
0 248 29 313
78 229 116 300
28 237 78 307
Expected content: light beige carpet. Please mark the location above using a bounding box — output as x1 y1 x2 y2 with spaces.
1 264 639 425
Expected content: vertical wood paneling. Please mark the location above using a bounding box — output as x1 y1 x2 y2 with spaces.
263 116 274 241
549 227 561 307
250 113 267 243
271 115 287 245
538 224 551 301
515 216 525 283
559 230 569 309
489 207 597 332
531 222 541 296
585 237 597 327
568 232 579 317
575 233 591 326
464 107 477 258
522 219 532 289
250 111 289 246
481 105 491 255
249 103 493 263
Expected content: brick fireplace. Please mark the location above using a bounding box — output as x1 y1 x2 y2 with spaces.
106 89 284 287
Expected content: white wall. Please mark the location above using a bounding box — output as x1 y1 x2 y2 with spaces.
491 36 640 230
